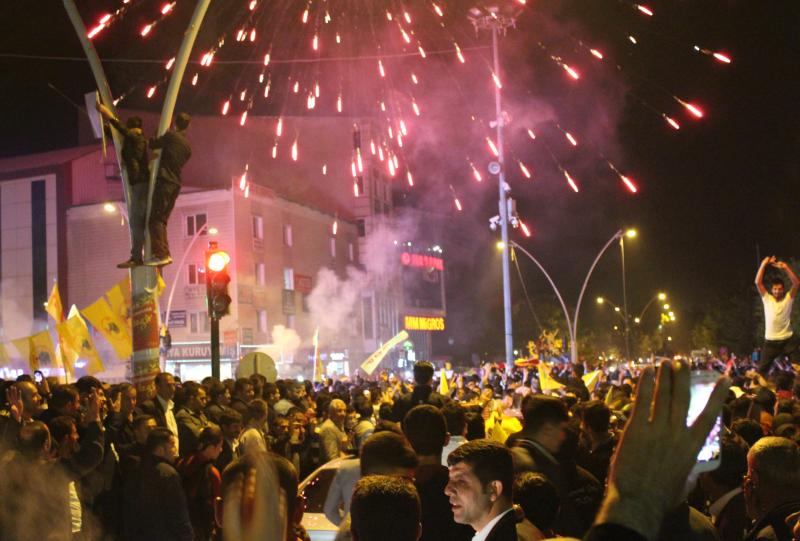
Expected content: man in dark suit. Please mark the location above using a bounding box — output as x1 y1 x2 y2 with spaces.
445 439 519 541
138 372 180 455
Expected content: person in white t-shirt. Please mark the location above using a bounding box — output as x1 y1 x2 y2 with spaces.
755 256 800 376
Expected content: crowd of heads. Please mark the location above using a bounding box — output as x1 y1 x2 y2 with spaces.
0 357 798 541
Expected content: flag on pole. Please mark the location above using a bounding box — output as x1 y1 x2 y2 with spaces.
46 282 65 323
537 362 565 392
12 330 58 372
312 327 324 382
82 297 132 360
438 368 449 396
360 331 409 376
57 313 105 375
581 370 602 392
106 277 132 323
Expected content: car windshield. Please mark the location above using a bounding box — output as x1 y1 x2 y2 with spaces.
301 468 337 513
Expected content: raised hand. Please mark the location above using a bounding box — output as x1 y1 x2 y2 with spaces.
595 361 729 540
6 386 23 424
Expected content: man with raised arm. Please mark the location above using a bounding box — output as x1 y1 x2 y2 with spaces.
755 256 800 376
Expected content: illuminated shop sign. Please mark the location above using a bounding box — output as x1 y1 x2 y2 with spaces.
400 252 444 271
404 315 445 331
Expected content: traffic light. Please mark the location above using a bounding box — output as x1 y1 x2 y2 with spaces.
205 241 231 319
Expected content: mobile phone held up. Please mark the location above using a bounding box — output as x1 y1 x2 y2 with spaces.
688 370 723 474
34 370 44 384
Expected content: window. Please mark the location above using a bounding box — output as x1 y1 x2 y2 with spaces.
257 310 268 333
256 262 266 286
190 313 198 333
329 237 336 258
362 297 374 340
186 213 208 236
253 215 264 240
286 314 295 329
190 311 209 334
355 176 365 197
357 219 365 237
188 264 205 285
283 224 293 246
200 312 210 333
283 268 294 290
348 242 355 262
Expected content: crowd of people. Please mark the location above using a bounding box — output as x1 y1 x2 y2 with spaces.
0 356 798 541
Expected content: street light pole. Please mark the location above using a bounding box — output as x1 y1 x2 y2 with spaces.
470 6 519 371
620 236 631 360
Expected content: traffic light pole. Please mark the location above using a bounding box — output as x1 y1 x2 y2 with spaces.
210 317 220 380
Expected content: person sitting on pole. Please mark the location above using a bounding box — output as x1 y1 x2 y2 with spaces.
95 102 150 268
146 112 192 267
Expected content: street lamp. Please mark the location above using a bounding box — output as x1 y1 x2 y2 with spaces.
470 4 522 371
163 222 218 334
572 227 637 363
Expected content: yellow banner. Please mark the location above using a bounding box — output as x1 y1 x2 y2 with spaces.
360 330 409 376
438 368 449 396
106 277 132 324
538 362 565 392
57 314 105 376
0 343 11 367
581 370 602 392
46 282 64 323
12 330 58 372
82 297 132 361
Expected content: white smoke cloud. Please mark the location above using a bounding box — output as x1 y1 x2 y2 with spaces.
271 324 301 356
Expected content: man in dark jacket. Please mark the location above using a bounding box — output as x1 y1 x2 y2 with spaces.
96 102 150 268
403 405 472 541
123 427 193 541
698 435 749 541
392 362 445 422
445 439 519 541
146 112 192 267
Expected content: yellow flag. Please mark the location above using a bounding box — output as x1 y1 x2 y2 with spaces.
156 272 166 297
12 330 58 372
581 370 602 392
438 368 449 396
57 314 105 375
538 362 565 392
106 277 132 323
312 327 324 382
46 282 64 323
82 297 132 360
0 343 11 367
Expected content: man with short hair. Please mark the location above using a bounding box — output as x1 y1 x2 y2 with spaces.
403 405 472 541
698 436 749 541
119 414 157 480
441 401 467 467
755 256 800 376
216 410 242 472
140 372 180 455
319 399 350 463
123 427 193 540
176 381 214 456
37 384 80 425
350 476 421 541
577 400 616 484
743 436 800 541
445 439 518 541
229 378 255 418
146 112 192 267
393 362 445 423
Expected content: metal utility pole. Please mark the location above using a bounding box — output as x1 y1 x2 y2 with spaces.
620 235 631 360
64 0 212 387
470 6 519 371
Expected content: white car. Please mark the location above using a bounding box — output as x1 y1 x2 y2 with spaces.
299 457 350 541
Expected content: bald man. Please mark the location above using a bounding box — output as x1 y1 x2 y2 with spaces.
319 399 350 463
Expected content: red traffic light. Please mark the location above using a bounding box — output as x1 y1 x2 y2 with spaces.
207 250 230 272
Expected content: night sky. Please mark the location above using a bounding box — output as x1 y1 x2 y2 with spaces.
1 1 799 356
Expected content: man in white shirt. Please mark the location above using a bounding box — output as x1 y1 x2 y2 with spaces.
755 256 800 376
445 440 518 541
